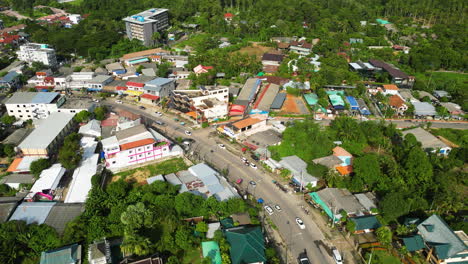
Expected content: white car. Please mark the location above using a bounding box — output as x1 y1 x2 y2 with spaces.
185 130 192 136
274 205 281 212
241 157 248 163
93 99 100 103
250 163 257 169
155 111 163 116
116 100 123 104
332 247 343 264
295 217 305 229
218 144 225 149
264 205 274 215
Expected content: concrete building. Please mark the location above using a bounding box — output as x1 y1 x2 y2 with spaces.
5 92 64 120
101 124 182 170
66 72 95 89
402 127 452 155
87 75 113 91
222 117 268 139
171 86 229 120
123 8 170 46
0 71 20 90
141 77 175 104
16 43 57 67
17 113 75 157
279 155 318 188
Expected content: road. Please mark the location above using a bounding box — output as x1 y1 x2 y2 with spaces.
104 101 335 264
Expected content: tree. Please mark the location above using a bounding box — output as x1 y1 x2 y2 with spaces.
380 192 410 222
1 115 15 125
93 106 107 121
58 133 82 169
29 158 50 178
175 226 193 250
3 144 15 158
74 110 91 123
195 221 208 233
376 226 393 246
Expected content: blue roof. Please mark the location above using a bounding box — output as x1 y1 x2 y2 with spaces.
248 79 262 102
32 92 60 104
346 96 359 108
1 71 19 83
270 93 286 109
9 202 56 224
144 78 173 92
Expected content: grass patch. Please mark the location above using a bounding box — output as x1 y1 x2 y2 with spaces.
182 247 202 264
113 158 189 183
431 128 468 147
64 0 84 6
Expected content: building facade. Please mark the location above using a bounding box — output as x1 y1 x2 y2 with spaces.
16 43 57 67
123 8 170 46
171 86 229 120
5 92 64 120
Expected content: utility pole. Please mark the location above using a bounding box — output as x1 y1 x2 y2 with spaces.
300 169 304 193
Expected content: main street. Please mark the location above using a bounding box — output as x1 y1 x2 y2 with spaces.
104 101 336 264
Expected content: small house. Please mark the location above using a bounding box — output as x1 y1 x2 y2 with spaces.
40 244 82 264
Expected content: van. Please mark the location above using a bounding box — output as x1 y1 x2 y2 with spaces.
332 247 343 264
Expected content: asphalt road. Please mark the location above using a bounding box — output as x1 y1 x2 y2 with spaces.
104 101 335 264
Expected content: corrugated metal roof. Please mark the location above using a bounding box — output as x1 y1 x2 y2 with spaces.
255 83 280 112
6 92 59 104
413 102 436 116
345 96 359 108
9 202 56 224
64 155 98 203
351 215 381 231
304 93 318 105
270 93 286 109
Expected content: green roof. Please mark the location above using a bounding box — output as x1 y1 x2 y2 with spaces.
417 215 468 260
202 241 222 264
225 226 266 264
220 217 234 228
309 192 337 222
328 94 345 107
350 215 382 231
40 244 81 264
326 90 345 95
257 72 265 76
402 235 425 252
304 93 318 105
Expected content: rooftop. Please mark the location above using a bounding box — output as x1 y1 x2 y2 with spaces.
383 84 399 91
413 102 436 116
60 97 95 110
225 226 266 264
123 8 169 24
261 53 284 62
351 215 381 231
232 117 263 129
9 202 56 224
312 155 342 168
388 94 406 108
402 127 449 150
6 92 59 104
44 203 84 234
120 48 169 61
40 243 82 264
254 83 280 112
369 59 409 79
1 128 33 146
64 154 99 203
0 173 35 185
236 78 261 102
313 188 366 216
18 113 74 150
202 241 222 264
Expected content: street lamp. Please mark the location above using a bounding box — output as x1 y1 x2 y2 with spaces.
286 220 291 264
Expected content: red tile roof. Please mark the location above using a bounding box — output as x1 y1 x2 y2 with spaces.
232 117 262 129
126 81 145 88
224 13 234 18
120 138 155 151
388 94 406 108
141 94 159 100
116 86 127 91
383 84 399 91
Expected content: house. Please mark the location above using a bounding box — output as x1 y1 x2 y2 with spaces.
65 72 95 89
433 90 450 99
284 80 310 91
279 155 318 188
162 54 189 68
40 244 82 264
1 127 32 146
222 117 268 139
141 78 175 104
417 215 468 264
289 40 313 55
87 75 113 91
44 203 85 235
349 61 376 78
25 163 66 201
124 77 154 97
224 226 266 264
9 202 56 224
382 84 400 95
0 32 20 46
345 96 359 111
27 71 67 90
120 48 170 66
193 64 214 75
312 146 353 176
16 43 57 67
440 102 463 116
88 238 123 264
0 173 35 189
168 71 191 79
413 102 437 117
350 215 382 234
261 53 284 66
388 94 408 115
105 62 126 76
308 188 377 222
328 93 345 110
7 156 41 174
5 92 63 120
101 124 182 170
18 113 74 157
202 241 222 264
368 59 415 88
79 119 101 138
171 86 229 121
0 196 22 223
232 78 262 113
224 13 234 22
0 71 20 90
357 98 371 115
402 127 452 155
402 235 426 252
251 83 280 113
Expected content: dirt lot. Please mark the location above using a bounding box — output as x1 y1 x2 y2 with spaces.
279 94 310 115
236 42 276 61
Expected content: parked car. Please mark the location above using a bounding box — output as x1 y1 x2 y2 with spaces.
295 217 305 229
116 100 123 104
332 247 343 264
264 205 274 215
241 157 248 163
185 130 192 136
139 106 146 110
297 251 311 264
93 99 100 103
249 181 256 186
251 154 260 161
236 178 243 184
218 144 225 149
250 163 257 169
274 205 281 212
155 111 163 116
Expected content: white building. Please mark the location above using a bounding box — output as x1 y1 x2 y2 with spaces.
222 117 269 139
66 72 95 89
5 92 64 120
101 124 182 171
16 43 57 67
25 163 66 201
66 14 81 24
171 86 229 120
87 75 113 91
123 8 170 46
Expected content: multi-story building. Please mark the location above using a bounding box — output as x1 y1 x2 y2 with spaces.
123 8 170 46
101 124 182 170
141 77 175 104
171 86 229 121
16 43 57 67
27 71 67 91
0 71 20 90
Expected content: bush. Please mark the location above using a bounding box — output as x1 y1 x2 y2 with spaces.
30 158 50 178
201 122 209 128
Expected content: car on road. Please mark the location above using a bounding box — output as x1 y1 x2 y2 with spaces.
249 181 256 186
155 111 163 116
264 205 274 215
218 144 225 149
155 121 165 126
274 205 281 212
236 179 243 184
139 106 146 110
93 99 100 103
185 130 192 136
295 217 305 229
332 247 343 264
251 154 259 161
250 163 257 169
116 100 123 104
241 157 248 163
297 251 311 264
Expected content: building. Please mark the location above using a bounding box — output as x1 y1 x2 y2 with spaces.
312 146 353 176
193 64 214 75
88 238 123 264
141 78 175 104
224 226 266 264
16 43 57 67
202 241 222 264
0 173 35 189
433 90 450 99
5 92 64 120
357 98 371 115
123 76 154 96
43 203 84 235
417 215 468 264
349 61 377 78
79 120 101 138
289 40 313 55
382 84 400 95
87 75 113 91
171 86 229 120
345 96 359 111
308 188 378 222
231 78 262 114
350 215 382 234
222 117 268 139
261 53 284 66
27 71 67 90
40 244 82 264
368 59 414 88
66 72 95 89
25 163 66 201
440 102 463 116
279 155 318 187
9 202 56 224
0 71 20 90
18 112 75 157
120 48 170 66
413 102 437 117
402 127 452 155
101 124 182 170
328 93 345 110
0 196 22 223
388 94 408 115
251 83 280 114
64 154 99 203
123 8 170 46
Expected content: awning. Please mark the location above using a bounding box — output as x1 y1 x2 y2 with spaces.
128 58 149 64
124 90 143 96
141 93 159 101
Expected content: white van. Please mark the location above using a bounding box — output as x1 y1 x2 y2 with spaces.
332 247 343 264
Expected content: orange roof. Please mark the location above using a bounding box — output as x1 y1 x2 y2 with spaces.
336 165 353 175
388 94 406 108
121 48 169 60
333 146 352 157
7 158 22 172
120 138 155 151
186 111 197 118
383 84 399 91
232 118 262 129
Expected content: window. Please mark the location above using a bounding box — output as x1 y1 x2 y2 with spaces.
18 110 21 112
23 105 26 107
130 156 134 160
129 150 133 154
19 115 23 118
27 115 31 118
139 154 143 158
58 110 61 112
112 161 116 164
9 110 13 113
16 105 19 107
26 110 29 112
